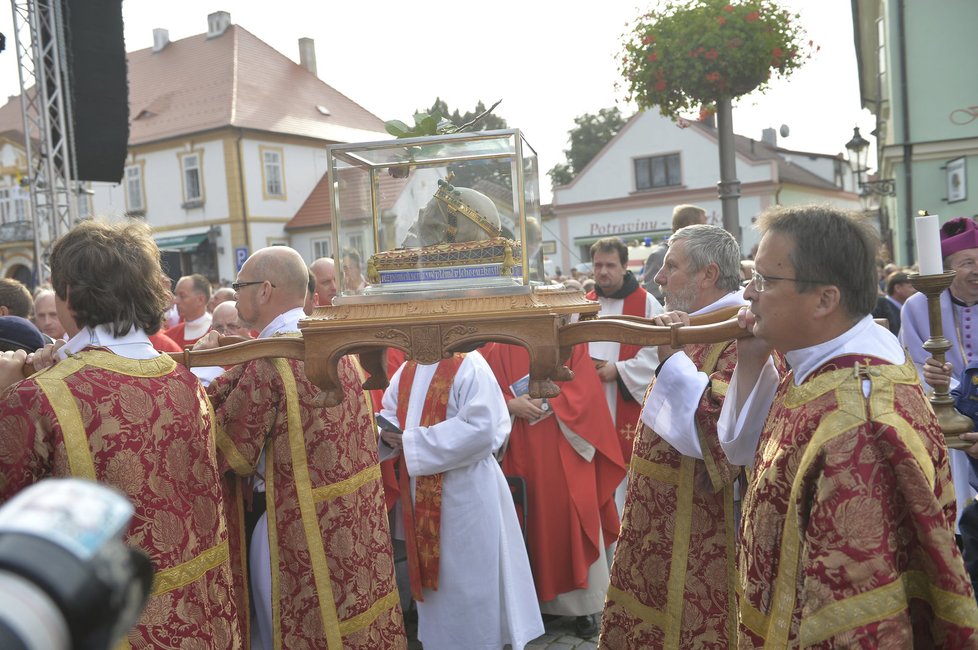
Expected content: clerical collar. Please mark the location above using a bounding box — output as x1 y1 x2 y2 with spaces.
949 291 978 308
594 270 639 299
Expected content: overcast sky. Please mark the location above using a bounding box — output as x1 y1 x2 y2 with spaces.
0 0 876 202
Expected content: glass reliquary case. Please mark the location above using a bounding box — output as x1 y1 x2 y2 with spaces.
326 129 544 303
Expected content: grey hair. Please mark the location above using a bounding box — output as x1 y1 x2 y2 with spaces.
668 224 742 293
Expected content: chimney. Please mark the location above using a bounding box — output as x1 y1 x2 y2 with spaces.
207 11 231 38
152 28 169 53
298 37 317 77
761 127 777 148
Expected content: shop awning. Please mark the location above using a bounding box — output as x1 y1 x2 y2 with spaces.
155 232 209 252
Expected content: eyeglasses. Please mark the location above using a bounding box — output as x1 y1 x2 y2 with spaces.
212 323 244 335
231 280 275 292
750 269 827 292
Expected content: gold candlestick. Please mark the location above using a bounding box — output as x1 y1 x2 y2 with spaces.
909 271 974 450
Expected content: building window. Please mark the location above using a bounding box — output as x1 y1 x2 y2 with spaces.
179 151 204 207
125 164 145 214
634 153 681 191
312 238 331 259
261 147 286 199
0 187 29 224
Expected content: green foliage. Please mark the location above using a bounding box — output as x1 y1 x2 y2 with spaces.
620 0 812 120
384 99 506 138
548 107 627 188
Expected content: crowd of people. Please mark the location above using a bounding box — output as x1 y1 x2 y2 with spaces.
1 203 978 648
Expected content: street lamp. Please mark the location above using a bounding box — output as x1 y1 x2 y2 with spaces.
844 126 896 208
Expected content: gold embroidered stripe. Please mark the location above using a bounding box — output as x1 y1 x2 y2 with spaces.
764 406 864 648
215 422 255 476
723 484 737 649
35 358 95 480
273 359 343 649
876 412 936 489
799 570 978 646
338 589 399 637
312 465 382 503
737 589 768 637
630 455 681 486
607 585 668 630
664 455 696 649
711 379 729 397
72 349 176 377
152 539 230 596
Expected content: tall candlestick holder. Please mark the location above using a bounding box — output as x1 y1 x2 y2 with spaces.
909 271 974 450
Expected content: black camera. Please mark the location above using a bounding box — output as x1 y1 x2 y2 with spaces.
0 479 153 650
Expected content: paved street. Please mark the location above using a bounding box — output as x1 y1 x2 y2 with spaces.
406 613 599 649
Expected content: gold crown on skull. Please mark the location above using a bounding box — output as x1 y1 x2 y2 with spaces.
433 173 502 239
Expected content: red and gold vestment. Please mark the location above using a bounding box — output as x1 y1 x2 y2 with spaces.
208 353 406 650
739 355 978 647
0 349 242 649
602 339 744 649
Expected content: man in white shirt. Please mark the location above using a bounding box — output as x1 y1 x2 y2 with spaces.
585 237 663 513
164 273 212 348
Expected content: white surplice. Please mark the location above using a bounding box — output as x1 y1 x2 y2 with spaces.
589 290 664 515
381 351 544 650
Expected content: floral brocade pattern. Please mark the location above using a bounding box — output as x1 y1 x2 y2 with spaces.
0 351 241 649
739 357 978 648
601 340 741 650
209 355 405 649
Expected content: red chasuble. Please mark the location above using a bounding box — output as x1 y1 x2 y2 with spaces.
163 320 205 349
739 355 978 648
586 286 649 464
0 349 242 649
483 342 625 602
209 353 406 650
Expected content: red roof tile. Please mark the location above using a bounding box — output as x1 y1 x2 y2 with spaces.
127 25 387 144
286 169 408 231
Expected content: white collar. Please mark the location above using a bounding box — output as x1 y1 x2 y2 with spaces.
784 315 904 385
258 307 306 339
689 289 747 316
58 324 160 361
185 312 211 327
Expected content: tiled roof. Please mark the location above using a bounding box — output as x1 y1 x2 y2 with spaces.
286 169 408 231
688 121 842 191
127 25 387 144
0 24 388 146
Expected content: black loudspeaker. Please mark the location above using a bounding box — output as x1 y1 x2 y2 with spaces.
60 0 128 183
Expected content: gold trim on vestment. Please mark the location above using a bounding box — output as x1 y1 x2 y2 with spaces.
312 465 382 503
216 422 256 476
68 349 177 377
799 570 978 645
152 539 230 595
663 454 696 648
750 361 927 647
630 455 681 485
606 585 669 630
35 357 95 480
762 407 864 647
877 412 936 489
271 358 343 649
338 589 400 637
266 439 283 650
722 483 738 649
693 342 727 492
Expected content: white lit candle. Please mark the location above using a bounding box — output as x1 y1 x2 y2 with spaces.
915 213 943 275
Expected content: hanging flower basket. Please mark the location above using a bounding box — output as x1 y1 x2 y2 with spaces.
620 0 812 120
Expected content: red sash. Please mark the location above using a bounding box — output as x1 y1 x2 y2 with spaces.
587 286 649 463
396 354 465 600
